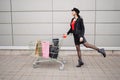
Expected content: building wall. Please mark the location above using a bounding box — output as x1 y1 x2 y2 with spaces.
0 0 120 47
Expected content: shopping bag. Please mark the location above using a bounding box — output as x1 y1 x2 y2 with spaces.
41 41 49 58
35 40 42 57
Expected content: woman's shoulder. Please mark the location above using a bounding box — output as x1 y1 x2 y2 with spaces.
70 18 74 22
76 17 83 23
78 17 83 21
71 17 74 20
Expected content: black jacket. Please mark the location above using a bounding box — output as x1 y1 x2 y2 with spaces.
67 17 85 37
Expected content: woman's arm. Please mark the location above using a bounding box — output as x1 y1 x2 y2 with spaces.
67 28 72 35
79 18 85 42
80 18 85 37
67 18 74 35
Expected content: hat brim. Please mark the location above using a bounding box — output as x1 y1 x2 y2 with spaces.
71 9 74 11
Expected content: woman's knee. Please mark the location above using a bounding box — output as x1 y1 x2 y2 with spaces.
84 43 89 48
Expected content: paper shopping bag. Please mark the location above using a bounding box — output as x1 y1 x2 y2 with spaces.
41 41 49 58
35 40 42 57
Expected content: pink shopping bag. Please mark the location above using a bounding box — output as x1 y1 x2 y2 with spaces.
41 41 49 58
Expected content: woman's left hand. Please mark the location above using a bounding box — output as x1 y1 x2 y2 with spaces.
80 37 83 42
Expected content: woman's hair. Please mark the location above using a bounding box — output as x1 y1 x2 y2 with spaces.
77 14 80 18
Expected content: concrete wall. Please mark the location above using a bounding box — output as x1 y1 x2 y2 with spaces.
0 0 120 47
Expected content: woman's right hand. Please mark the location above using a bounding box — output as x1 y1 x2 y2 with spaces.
80 37 83 42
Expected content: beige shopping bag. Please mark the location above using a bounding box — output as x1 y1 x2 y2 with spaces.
35 40 42 57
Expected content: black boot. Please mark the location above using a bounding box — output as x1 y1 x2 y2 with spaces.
76 59 84 67
98 48 106 57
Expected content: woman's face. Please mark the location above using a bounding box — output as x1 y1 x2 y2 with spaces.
72 11 76 17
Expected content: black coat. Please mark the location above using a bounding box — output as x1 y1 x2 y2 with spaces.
67 17 85 37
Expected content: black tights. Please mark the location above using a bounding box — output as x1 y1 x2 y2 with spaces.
75 42 99 60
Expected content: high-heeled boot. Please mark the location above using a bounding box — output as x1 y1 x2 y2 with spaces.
98 48 106 57
76 59 84 67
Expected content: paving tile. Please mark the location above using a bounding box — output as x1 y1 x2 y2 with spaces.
0 50 120 80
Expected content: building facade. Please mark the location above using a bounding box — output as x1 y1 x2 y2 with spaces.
0 0 120 49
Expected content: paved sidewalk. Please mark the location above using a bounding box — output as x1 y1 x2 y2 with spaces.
0 50 120 80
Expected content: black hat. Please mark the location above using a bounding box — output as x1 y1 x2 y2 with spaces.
71 8 80 14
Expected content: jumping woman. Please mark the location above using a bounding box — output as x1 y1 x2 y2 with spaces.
67 8 106 67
